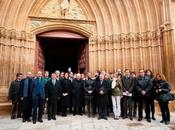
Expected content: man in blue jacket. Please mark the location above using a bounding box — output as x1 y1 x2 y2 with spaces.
31 71 46 124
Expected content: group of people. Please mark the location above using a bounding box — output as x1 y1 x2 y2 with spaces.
8 69 172 125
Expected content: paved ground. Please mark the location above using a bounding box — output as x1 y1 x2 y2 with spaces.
0 113 175 130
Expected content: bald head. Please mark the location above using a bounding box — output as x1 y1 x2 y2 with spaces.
76 73 81 80
37 71 42 78
27 72 32 78
99 73 105 81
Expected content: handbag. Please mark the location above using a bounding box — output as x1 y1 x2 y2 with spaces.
157 93 175 102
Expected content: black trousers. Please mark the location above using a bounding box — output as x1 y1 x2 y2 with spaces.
32 95 45 121
22 97 32 120
85 96 95 116
57 98 62 114
11 99 22 118
158 101 170 122
48 102 57 118
123 96 133 117
73 107 82 114
98 106 107 118
62 106 68 116
133 96 138 116
138 96 151 119
120 97 124 117
150 98 155 117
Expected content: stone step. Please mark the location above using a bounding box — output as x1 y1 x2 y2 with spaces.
0 102 11 115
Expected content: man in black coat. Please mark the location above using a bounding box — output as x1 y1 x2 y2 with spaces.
61 72 72 117
45 73 61 120
122 69 134 120
72 73 84 116
83 72 95 117
20 72 33 122
136 69 153 122
8 73 23 119
95 73 109 120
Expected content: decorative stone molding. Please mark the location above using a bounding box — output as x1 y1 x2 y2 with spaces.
39 0 87 20
0 27 34 42
29 16 96 35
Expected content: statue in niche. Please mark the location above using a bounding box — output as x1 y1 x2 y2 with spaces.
59 0 70 17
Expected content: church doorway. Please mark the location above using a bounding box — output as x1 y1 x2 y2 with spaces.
35 30 89 74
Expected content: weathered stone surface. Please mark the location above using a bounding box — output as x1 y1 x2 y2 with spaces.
0 113 174 130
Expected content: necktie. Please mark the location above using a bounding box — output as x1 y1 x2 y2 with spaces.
52 80 56 85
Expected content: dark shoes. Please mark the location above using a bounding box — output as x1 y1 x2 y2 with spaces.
103 117 108 120
38 118 43 123
78 113 83 116
152 116 156 120
52 117 56 120
160 120 164 123
98 117 101 120
22 119 26 123
129 117 133 120
160 120 170 125
165 121 170 125
11 114 16 119
98 116 108 120
62 113 67 117
138 118 142 121
33 120 36 124
147 118 151 123
23 118 31 123
17 115 21 118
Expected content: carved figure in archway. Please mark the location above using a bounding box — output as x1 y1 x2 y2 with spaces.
60 0 70 17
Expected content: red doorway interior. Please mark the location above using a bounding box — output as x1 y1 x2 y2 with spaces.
35 30 89 73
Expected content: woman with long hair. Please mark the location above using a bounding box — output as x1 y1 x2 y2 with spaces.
154 73 171 125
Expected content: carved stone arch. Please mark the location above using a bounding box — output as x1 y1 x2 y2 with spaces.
34 24 90 73
31 24 93 38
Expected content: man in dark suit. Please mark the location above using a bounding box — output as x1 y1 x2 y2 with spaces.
136 69 153 122
31 71 46 124
8 73 23 119
45 73 61 120
20 72 33 123
72 73 84 116
122 69 134 120
95 73 109 120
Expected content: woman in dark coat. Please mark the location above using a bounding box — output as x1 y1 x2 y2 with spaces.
61 72 72 117
154 73 171 125
72 73 84 115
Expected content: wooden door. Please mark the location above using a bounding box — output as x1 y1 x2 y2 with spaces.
35 39 45 72
78 41 89 73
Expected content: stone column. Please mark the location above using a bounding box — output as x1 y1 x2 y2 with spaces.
161 0 175 89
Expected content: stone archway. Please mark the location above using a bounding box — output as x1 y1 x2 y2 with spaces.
35 30 89 73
